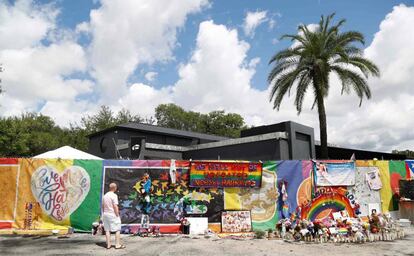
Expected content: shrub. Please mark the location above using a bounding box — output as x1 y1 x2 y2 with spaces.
255 230 266 239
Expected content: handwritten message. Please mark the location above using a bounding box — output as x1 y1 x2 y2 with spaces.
31 165 90 221
190 161 262 188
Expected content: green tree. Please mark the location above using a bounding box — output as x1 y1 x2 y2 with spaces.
0 113 63 157
155 103 247 137
79 105 143 134
268 14 379 158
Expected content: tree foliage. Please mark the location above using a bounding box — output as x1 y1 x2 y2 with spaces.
392 149 414 159
268 13 379 158
0 104 246 157
0 113 67 157
155 103 247 138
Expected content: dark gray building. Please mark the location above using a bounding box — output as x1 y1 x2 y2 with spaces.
87 121 405 160
87 121 316 160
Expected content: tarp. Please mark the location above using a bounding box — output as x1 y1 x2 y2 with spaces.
34 146 102 160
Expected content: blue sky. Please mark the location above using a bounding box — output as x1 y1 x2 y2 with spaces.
1 0 414 151
44 0 413 91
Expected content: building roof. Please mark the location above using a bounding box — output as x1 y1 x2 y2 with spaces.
88 122 229 141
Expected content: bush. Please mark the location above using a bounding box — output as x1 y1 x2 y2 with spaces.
255 230 266 239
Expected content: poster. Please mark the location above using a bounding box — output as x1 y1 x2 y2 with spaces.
103 160 224 225
190 161 262 188
221 211 252 233
314 160 355 186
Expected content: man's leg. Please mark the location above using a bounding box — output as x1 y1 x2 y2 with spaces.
105 231 111 248
115 231 121 247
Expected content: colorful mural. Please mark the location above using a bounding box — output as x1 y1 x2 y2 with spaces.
103 160 224 225
0 158 412 233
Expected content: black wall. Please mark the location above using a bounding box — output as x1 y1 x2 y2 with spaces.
316 145 406 160
183 139 290 161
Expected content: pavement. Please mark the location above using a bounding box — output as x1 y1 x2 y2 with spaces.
1 228 414 256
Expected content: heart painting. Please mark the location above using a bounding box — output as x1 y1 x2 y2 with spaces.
31 165 90 221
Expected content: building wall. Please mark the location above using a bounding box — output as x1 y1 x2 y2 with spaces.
183 139 288 161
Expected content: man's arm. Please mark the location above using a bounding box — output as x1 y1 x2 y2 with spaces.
113 202 120 217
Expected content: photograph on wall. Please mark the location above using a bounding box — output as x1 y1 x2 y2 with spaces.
221 210 252 233
314 160 355 186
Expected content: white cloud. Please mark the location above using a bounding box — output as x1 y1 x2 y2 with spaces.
243 10 268 38
0 0 94 126
268 18 276 30
0 0 58 49
144 71 158 82
87 0 209 100
117 83 172 118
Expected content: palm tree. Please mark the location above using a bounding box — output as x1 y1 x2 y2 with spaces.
268 14 379 159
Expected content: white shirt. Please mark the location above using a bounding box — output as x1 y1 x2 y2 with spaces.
102 191 118 216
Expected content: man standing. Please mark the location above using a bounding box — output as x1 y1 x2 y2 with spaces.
102 183 125 249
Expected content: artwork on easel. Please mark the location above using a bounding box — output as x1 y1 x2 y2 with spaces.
221 210 252 233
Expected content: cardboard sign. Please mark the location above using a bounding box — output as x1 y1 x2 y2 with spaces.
190 161 262 188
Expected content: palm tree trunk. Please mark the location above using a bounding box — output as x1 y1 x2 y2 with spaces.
316 94 329 159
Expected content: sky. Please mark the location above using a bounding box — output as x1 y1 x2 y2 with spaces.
1 0 414 152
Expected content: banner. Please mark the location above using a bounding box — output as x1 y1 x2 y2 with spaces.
314 160 355 186
103 160 224 225
190 161 262 188
12 158 102 231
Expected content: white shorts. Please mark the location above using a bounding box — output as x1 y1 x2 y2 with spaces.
102 213 122 232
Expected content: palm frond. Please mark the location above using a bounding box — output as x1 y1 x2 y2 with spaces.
331 66 372 105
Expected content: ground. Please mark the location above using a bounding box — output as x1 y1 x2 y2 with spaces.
1 228 414 256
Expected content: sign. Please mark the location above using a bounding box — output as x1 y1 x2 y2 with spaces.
187 217 208 235
189 161 262 188
221 210 252 233
314 160 355 186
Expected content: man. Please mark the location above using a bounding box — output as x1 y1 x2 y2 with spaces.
102 183 125 249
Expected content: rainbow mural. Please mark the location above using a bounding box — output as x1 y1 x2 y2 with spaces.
301 192 356 221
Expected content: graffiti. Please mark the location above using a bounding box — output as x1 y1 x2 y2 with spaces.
104 166 224 224
31 165 90 221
